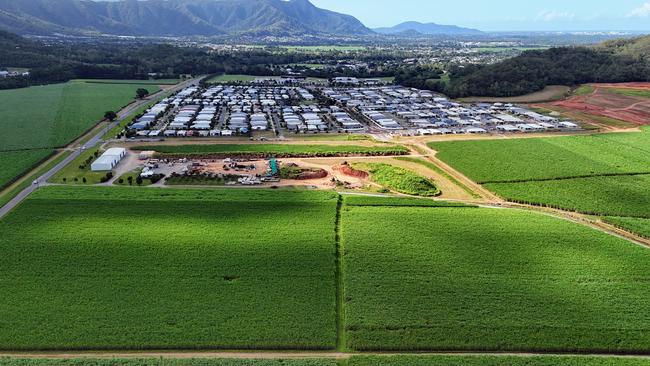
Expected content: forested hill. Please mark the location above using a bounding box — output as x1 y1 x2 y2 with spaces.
407 35 650 98
0 0 371 37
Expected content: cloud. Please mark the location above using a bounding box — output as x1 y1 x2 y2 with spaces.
535 10 575 22
627 2 650 17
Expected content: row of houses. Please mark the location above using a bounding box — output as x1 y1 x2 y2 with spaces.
316 86 580 134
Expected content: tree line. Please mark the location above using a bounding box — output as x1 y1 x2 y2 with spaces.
397 46 650 98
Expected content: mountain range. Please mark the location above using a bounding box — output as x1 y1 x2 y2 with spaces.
374 21 483 36
0 0 486 38
0 0 373 37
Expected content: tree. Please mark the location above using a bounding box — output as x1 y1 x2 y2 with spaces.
127 176 133 186
136 88 150 99
136 176 144 185
82 177 87 183
104 111 118 121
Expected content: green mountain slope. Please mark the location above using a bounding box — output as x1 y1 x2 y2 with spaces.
0 0 372 37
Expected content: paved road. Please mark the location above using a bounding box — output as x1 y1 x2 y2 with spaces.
0 78 200 220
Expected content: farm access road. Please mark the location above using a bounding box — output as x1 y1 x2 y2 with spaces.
0 77 201 220
3 351 650 360
414 142 650 249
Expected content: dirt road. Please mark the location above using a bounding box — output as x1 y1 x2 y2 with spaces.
2 351 650 360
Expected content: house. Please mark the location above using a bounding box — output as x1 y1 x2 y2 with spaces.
333 77 360 85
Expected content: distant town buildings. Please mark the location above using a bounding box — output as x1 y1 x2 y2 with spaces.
0 70 30 78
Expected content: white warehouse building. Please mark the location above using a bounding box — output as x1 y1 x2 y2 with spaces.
91 148 127 171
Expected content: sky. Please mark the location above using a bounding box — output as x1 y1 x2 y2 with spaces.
310 0 650 31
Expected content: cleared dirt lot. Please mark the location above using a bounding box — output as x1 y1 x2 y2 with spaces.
538 83 650 127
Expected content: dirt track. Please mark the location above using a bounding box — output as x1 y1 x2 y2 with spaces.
3 351 650 360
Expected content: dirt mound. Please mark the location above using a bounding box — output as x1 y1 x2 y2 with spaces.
338 164 369 178
297 169 328 180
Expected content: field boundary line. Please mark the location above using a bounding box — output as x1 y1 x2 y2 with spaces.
415 144 498 202
3 351 650 360
480 172 650 185
494 197 650 220
493 203 650 249
395 154 481 199
334 195 346 351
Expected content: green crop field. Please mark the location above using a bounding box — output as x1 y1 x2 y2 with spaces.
348 355 650 366
0 81 161 151
0 150 71 209
341 204 650 352
354 163 440 197
429 130 650 183
430 128 650 236
133 144 409 158
0 150 53 190
605 217 650 238
486 174 650 217
0 359 337 366
1 357 647 366
0 187 337 350
0 80 161 190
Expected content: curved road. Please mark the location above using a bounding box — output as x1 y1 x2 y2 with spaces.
0 78 200 220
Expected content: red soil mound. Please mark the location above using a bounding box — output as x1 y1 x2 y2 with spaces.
297 169 328 180
338 164 369 178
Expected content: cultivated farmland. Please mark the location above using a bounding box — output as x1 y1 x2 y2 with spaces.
1 357 647 366
133 144 409 158
605 217 650 238
0 81 162 151
0 150 52 190
341 205 650 352
348 355 650 366
0 187 338 350
430 128 650 235
0 80 162 190
429 129 650 183
0 359 337 366
486 174 650 217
